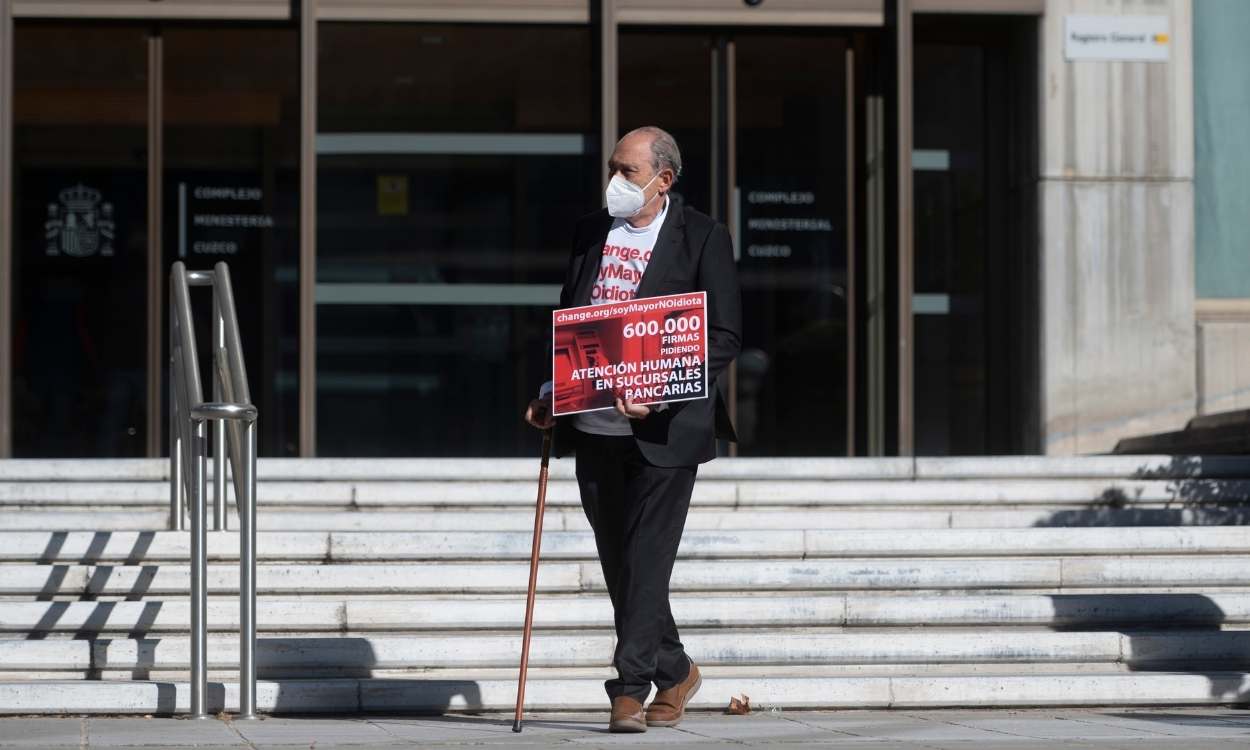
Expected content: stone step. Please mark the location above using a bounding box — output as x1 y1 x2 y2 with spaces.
7 506 1250 531
4 455 1247 482
2 592 1246 634
0 529 795 562
2 668 1248 713
44 663 1228 683
6 557 1250 596
3 629 1246 674
3 478 1247 508
3 527 1250 564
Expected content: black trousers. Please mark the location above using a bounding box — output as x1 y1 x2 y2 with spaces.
573 429 697 703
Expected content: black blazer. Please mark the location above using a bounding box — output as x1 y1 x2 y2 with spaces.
552 193 742 467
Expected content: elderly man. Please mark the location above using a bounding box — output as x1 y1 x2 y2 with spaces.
525 126 742 732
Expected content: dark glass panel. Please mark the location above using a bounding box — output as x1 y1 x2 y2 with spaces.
162 26 301 456
734 34 849 456
12 25 150 457
315 23 596 456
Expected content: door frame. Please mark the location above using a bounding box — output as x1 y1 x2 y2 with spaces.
0 0 12 457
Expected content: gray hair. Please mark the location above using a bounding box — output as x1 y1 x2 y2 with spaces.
623 126 682 183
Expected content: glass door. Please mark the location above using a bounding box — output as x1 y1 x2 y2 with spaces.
621 29 857 456
314 23 599 457
11 20 303 458
11 24 151 457
911 15 1038 455
161 25 302 456
734 33 851 456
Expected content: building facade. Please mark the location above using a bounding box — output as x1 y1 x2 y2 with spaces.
0 0 1236 459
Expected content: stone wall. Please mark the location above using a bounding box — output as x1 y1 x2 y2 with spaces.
1195 302 1250 416
1039 0 1195 454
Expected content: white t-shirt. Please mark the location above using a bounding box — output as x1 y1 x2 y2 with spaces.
574 198 669 436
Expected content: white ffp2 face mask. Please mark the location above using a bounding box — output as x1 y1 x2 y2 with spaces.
605 171 660 218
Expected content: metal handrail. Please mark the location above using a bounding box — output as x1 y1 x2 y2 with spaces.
169 261 258 720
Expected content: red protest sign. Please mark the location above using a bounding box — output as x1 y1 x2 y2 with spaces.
551 291 709 417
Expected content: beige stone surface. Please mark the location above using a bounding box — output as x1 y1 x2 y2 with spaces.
1041 178 1195 455
1196 318 1250 415
1039 0 1197 454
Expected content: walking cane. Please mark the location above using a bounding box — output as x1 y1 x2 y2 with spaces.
513 427 553 733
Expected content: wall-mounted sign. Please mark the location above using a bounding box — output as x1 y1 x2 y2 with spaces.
179 181 274 257
45 184 115 258
1064 15 1170 62
740 187 833 261
377 175 409 216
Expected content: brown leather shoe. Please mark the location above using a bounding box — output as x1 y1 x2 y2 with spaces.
609 696 647 733
646 662 701 727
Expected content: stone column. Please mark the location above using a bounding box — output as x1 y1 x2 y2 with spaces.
1040 0 1195 454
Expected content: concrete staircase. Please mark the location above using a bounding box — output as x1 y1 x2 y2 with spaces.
2 455 1250 714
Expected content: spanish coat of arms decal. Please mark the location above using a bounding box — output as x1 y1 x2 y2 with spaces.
45 183 116 257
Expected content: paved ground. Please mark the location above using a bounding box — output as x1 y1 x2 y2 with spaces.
2 708 1250 749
